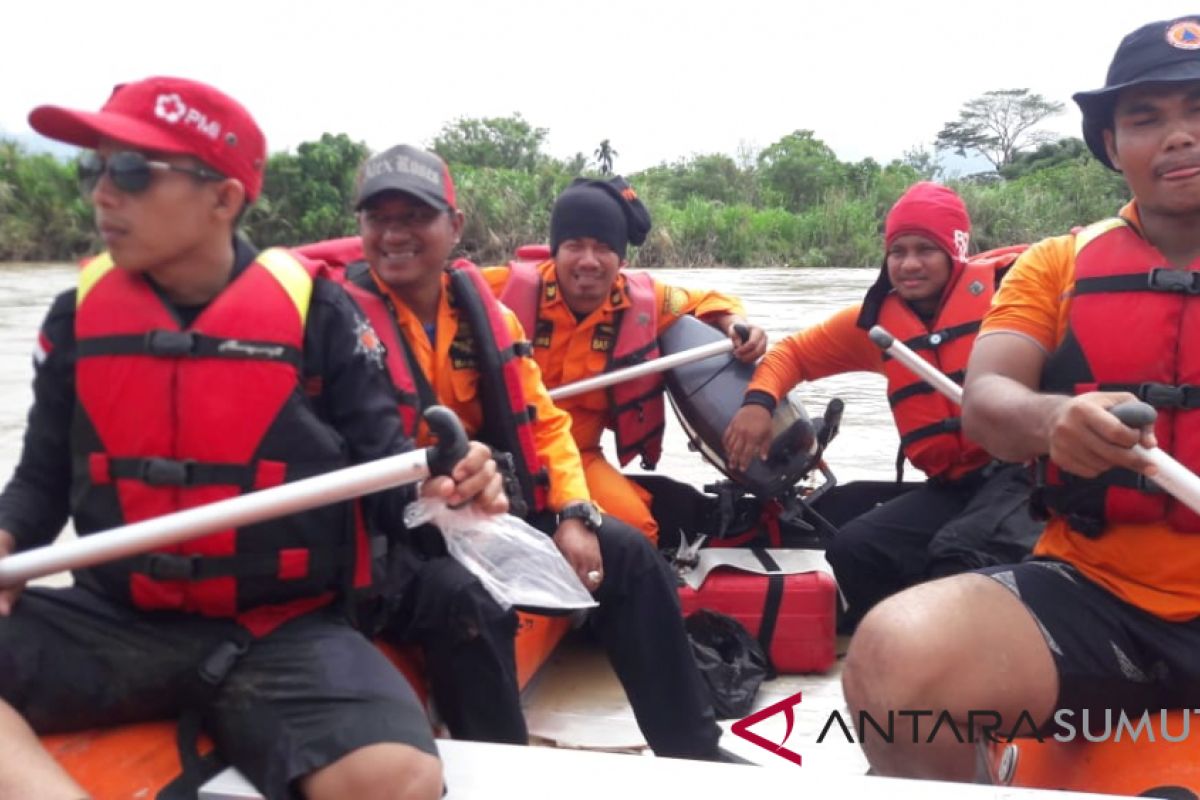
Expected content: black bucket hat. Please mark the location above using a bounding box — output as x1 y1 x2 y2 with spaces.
1075 16 1200 170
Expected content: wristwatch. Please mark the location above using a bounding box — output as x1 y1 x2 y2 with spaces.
558 501 603 532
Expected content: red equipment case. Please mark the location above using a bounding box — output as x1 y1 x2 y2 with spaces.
678 567 836 674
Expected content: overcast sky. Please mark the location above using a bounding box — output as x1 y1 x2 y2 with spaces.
4 1 1199 172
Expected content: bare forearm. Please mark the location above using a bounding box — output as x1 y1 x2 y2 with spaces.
963 373 1067 463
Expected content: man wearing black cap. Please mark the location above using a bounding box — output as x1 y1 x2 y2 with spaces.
482 178 767 546
295 145 729 761
841 17 1200 783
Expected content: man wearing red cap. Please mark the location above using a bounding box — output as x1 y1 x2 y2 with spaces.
724 182 1040 630
842 16 1200 781
0 78 504 800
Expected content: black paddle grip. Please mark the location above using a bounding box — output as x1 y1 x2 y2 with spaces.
1110 400 1157 430
732 323 750 345
423 406 469 477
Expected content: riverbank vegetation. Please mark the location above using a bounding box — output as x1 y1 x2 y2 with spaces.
0 92 1128 267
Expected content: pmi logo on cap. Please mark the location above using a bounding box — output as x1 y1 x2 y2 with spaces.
153 92 222 140
1166 20 1200 50
954 229 970 262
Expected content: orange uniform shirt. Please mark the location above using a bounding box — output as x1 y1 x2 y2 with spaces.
746 304 885 400
373 270 590 511
481 260 746 454
979 202 1200 621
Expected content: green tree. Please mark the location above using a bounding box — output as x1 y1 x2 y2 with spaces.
756 130 845 212
999 137 1089 180
936 88 1064 170
432 114 548 171
244 132 369 247
594 139 618 175
0 139 93 261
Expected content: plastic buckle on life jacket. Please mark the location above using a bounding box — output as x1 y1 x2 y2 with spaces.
140 457 195 486
145 552 203 581
144 329 197 357
1137 382 1186 408
1147 267 1200 295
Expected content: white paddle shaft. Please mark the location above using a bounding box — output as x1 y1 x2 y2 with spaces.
0 449 432 588
549 338 734 401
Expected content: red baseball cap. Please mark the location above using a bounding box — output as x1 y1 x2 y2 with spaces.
28 76 267 201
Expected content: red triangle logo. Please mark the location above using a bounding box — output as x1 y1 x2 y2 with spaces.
731 692 804 766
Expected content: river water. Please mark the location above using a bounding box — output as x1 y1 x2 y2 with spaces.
0 263 895 566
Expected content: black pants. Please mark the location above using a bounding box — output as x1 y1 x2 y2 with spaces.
825 464 1042 630
381 513 721 758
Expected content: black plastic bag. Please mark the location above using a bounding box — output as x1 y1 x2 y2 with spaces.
685 609 770 719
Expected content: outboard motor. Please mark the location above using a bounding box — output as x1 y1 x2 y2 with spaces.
660 315 836 500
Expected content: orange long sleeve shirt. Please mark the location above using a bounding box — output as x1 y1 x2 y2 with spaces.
482 259 746 453
373 270 590 511
746 304 885 401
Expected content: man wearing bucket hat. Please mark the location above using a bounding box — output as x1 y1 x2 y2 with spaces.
482 177 767 546
842 17 1200 781
0 78 503 800
723 182 1040 631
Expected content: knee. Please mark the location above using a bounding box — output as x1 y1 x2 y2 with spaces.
302 744 442 800
842 594 945 717
598 518 659 572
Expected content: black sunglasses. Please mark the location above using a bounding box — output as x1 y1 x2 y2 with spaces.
78 150 225 195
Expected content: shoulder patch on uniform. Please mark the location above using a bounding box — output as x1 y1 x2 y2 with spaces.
664 286 688 317
352 315 386 370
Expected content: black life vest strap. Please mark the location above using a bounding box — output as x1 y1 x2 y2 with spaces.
610 337 658 369
887 369 966 407
93 455 342 489
1096 382 1200 409
750 547 782 680
159 627 255 800
132 546 345 582
447 267 543 515
612 385 664 416
77 331 301 367
888 320 980 354
899 417 962 448
1073 268 1200 296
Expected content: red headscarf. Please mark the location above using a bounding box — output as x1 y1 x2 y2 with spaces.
858 182 972 328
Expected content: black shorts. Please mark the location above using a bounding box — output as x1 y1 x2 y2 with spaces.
0 586 436 800
980 559 1200 714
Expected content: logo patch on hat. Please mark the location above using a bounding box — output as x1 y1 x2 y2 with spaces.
1166 20 1200 50
953 229 970 262
153 92 221 140
155 94 187 124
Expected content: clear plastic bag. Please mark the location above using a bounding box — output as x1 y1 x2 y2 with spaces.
404 498 598 612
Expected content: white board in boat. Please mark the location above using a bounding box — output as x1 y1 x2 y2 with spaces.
198 740 1125 800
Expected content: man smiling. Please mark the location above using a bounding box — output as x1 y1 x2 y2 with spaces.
724 182 1040 629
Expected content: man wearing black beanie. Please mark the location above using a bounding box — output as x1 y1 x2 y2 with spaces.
483 176 767 545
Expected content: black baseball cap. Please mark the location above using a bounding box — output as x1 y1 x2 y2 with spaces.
1074 16 1200 169
355 144 457 211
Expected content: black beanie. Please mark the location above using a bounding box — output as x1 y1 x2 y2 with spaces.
550 176 651 259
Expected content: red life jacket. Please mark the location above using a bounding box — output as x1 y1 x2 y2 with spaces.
291 237 423 437
879 250 1015 482
71 248 375 634
445 259 548 515
1039 218 1200 535
298 239 547 514
501 256 665 469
